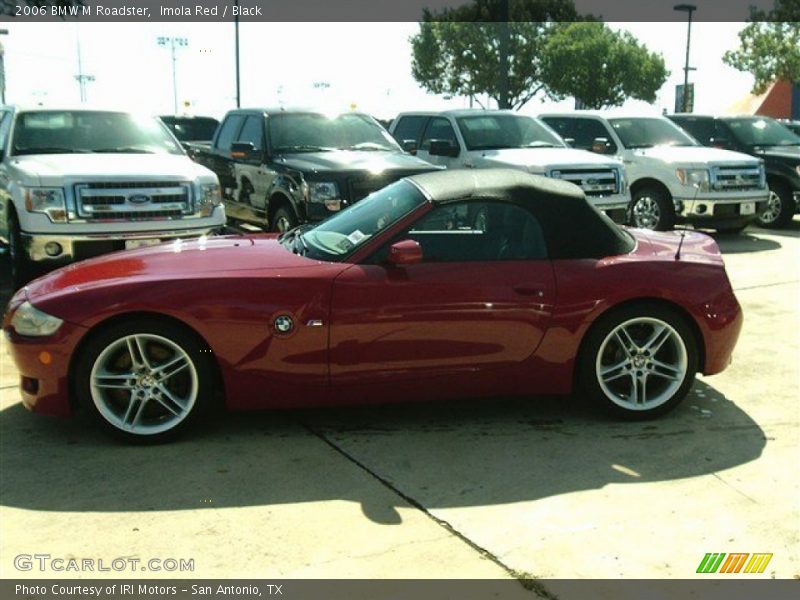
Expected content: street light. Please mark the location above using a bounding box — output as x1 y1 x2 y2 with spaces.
0 29 8 105
674 3 697 113
157 36 189 114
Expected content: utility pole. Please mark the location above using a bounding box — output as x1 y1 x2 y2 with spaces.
234 0 241 108
0 29 8 105
498 0 510 109
157 36 189 114
674 4 697 112
74 26 95 104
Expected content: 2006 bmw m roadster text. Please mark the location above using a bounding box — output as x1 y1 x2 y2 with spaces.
3 169 743 441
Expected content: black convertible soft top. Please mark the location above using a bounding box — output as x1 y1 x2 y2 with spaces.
406 169 635 260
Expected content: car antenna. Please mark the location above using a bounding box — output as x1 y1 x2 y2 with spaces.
675 183 700 261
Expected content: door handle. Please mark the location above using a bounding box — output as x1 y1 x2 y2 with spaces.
513 286 544 297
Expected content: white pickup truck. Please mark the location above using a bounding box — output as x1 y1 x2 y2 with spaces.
390 110 631 221
540 112 769 233
0 107 225 283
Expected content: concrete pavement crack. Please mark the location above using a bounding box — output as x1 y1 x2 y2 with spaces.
298 418 558 599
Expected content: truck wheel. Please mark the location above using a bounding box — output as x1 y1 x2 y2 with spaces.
756 181 795 229
271 206 298 233
630 187 675 231
7 210 33 288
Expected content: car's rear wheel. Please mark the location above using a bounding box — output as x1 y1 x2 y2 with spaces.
271 206 298 233
630 187 675 231
756 181 794 228
578 304 698 419
75 319 214 443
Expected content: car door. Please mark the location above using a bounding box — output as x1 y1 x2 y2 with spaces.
328 199 556 395
213 114 245 192
234 114 273 209
416 117 462 168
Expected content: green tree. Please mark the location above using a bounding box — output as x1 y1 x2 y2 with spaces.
541 22 668 109
410 0 583 109
723 0 800 94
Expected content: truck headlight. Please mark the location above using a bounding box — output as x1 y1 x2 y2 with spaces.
23 188 67 223
196 183 222 216
9 301 63 337
306 181 341 211
675 168 710 192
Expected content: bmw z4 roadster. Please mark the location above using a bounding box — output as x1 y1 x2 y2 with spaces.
3 169 743 442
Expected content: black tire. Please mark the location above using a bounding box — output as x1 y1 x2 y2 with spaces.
7 209 33 289
756 180 795 229
270 205 298 233
577 303 698 420
629 186 676 231
74 318 216 443
715 224 748 234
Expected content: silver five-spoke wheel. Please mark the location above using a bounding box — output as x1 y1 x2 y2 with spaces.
631 196 661 230
595 317 688 411
757 190 782 226
90 333 199 435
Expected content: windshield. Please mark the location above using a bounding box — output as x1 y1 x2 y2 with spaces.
161 117 219 142
269 113 402 153
609 117 698 149
282 180 426 261
456 114 565 150
725 117 800 147
11 111 185 156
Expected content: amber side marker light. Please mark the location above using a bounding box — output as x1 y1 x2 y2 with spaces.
38 351 52 365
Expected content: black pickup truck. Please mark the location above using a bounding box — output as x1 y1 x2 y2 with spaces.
189 108 438 232
668 114 800 228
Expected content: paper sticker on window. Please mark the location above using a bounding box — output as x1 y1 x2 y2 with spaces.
347 230 367 245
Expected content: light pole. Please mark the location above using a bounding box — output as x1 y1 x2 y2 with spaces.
157 36 189 114
674 3 697 112
75 26 95 104
0 29 8 105
234 0 241 108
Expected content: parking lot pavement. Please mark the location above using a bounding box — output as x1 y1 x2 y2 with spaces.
0 222 798 583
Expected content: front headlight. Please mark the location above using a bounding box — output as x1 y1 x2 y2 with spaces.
306 181 342 211
23 187 67 223
196 183 222 216
675 168 710 192
9 301 63 337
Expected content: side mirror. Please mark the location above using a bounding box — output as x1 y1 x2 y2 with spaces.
563 137 576 147
591 137 613 154
401 139 418 155
387 239 423 266
428 139 460 158
709 137 730 149
230 141 260 161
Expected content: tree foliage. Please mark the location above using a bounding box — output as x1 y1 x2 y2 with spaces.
722 0 800 94
541 21 668 109
410 0 582 109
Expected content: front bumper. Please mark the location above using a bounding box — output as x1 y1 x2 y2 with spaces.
20 226 223 264
674 195 769 227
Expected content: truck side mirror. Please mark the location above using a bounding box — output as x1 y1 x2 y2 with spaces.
709 137 730 149
230 142 260 161
387 240 423 266
428 139 460 158
591 137 613 154
401 139 418 155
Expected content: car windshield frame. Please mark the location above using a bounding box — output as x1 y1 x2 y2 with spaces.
11 110 185 156
268 112 402 154
456 114 566 151
724 117 800 147
609 117 699 149
281 179 428 262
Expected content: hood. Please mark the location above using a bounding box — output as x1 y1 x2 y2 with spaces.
635 146 759 167
629 228 724 266
9 153 215 186
24 235 326 301
752 145 800 162
277 149 439 175
469 147 621 172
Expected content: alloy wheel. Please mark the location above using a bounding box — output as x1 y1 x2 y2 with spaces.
758 190 782 225
595 317 688 411
632 196 661 230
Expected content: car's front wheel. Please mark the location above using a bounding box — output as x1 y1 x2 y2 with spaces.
75 319 214 443
629 187 675 231
756 181 795 228
578 304 698 419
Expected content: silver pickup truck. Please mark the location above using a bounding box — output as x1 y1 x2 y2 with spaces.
0 107 226 284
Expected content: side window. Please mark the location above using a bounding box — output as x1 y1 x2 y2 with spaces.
0 112 12 154
401 201 547 262
391 116 428 145
216 115 244 153
420 117 458 151
571 119 616 152
541 117 576 143
237 115 264 150
673 118 713 145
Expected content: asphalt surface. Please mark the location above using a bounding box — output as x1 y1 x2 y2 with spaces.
0 221 797 587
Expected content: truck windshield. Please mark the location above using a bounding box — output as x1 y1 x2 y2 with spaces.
456 114 565 150
269 113 401 153
161 117 219 142
610 118 698 149
11 111 185 156
725 117 800 147
282 180 426 262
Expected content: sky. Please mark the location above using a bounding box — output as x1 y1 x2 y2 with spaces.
1 20 756 120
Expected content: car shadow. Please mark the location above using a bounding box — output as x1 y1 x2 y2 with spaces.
708 230 782 254
0 380 766 524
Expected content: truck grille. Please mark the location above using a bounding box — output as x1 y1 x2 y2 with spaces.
548 168 619 196
712 165 763 192
74 182 193 220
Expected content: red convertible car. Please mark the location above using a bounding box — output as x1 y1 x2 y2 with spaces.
3 170 742 442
